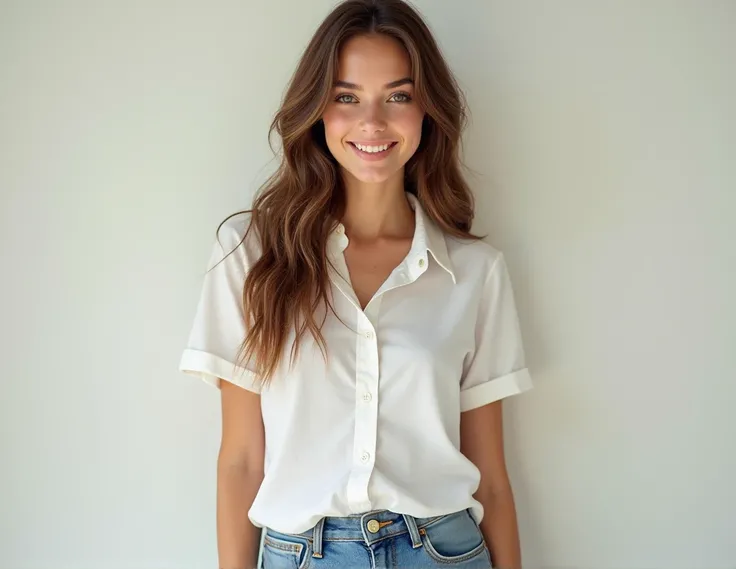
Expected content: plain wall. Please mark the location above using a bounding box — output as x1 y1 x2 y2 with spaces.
1 1 734 568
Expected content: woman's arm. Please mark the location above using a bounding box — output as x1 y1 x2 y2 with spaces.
460 401 522 569
217 380 265 569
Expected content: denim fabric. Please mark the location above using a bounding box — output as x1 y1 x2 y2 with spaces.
261 508 493 569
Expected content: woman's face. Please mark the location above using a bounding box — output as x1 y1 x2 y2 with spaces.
322 34 425 185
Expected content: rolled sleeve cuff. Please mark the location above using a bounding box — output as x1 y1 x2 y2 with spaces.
179 349 262 394
460 368 533 412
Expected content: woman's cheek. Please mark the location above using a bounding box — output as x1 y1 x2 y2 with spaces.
322 108 352 143
393 108 424 144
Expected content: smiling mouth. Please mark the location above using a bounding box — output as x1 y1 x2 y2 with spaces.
348 141 398 159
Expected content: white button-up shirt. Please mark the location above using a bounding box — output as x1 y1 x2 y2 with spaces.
179 192 533 534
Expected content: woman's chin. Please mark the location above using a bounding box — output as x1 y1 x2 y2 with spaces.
347 165 401 185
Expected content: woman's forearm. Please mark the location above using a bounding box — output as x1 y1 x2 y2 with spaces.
477 487 522 569
216 460 263 569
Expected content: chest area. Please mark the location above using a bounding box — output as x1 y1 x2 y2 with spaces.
342 239 412 310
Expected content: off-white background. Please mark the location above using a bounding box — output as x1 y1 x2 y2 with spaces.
1 0 734 568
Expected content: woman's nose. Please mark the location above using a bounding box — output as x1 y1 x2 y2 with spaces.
359 103 387 132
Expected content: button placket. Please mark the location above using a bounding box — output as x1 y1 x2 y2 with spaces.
355 314 378 466
345 299 381 512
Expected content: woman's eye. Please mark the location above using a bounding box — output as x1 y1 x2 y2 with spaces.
390 92 412 103
334 92 413 104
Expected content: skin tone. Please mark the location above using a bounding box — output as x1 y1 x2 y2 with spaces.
216 32 521 569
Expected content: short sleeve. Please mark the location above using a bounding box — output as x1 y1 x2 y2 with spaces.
178 217 262 393
459 253 533 411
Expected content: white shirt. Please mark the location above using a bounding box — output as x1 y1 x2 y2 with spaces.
179 192 533 534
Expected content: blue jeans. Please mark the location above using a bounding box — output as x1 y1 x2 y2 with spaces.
261 508 493 568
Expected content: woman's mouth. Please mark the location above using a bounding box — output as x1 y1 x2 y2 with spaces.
348 141 398 161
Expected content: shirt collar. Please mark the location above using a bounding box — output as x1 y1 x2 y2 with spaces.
406 192 456 284
329 192 456 285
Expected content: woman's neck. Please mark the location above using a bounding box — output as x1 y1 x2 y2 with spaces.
340 171 414 242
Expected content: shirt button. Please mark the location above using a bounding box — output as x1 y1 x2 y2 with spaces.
364 330 374 340
362 392 372 402
418 258 425 267
335 224 344 234
360 451 370 463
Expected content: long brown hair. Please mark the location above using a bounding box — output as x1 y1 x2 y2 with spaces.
217 0 481 386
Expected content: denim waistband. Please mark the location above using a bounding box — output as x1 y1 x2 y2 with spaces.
268 508 471 559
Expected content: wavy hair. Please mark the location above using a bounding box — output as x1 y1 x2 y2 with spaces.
216 0 481 386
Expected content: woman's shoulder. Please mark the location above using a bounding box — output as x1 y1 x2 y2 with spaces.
212 210 263 265
444 233 505 274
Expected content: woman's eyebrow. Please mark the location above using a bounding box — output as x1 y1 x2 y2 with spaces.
333 77 413 90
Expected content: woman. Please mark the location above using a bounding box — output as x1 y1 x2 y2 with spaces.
180 1 533 567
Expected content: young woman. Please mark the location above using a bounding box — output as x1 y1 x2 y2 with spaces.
180 1 533 567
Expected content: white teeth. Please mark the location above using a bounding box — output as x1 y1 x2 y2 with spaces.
354 143 391 153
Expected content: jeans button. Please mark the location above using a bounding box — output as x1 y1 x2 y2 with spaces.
366 519 380 533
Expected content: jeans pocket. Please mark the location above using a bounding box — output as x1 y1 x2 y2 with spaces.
262 530 311 569
419 510 489 565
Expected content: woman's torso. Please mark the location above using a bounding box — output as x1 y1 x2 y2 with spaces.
180 192 533 535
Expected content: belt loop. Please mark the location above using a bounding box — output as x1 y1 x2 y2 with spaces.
402 514 423 549
312 517 325 558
